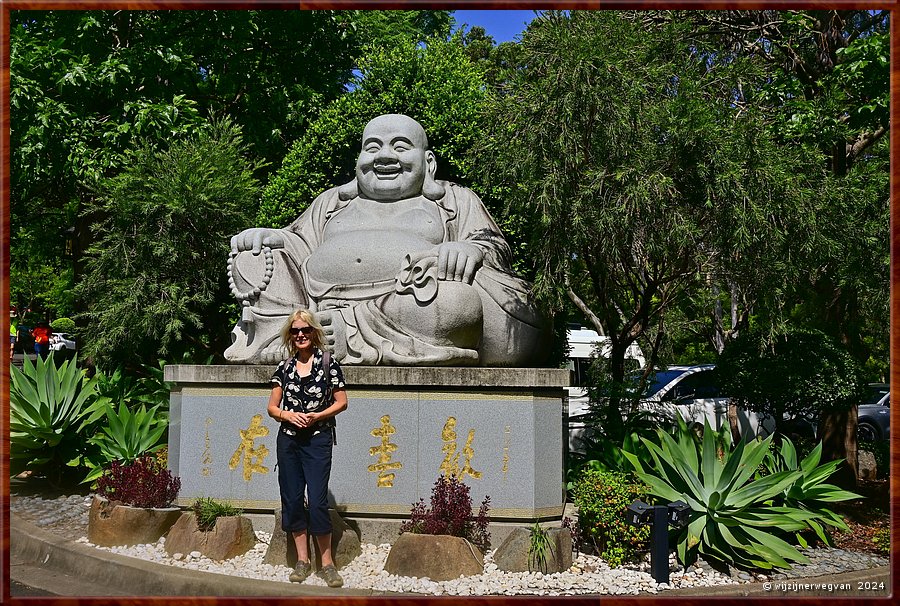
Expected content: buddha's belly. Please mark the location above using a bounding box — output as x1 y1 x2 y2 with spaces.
306 230 436 285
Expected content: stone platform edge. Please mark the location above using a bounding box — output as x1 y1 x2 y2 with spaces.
165 364 570 388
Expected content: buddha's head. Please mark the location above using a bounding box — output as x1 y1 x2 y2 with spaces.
354 114 439 201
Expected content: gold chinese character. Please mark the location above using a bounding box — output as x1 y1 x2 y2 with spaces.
439 417 481 479
501 425 511 476
228 414 270 481
367 415 403 487
201 417 214 477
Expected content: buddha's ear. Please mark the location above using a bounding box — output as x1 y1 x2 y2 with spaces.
422 151 445 200
426 150 437 179
338 178 358 201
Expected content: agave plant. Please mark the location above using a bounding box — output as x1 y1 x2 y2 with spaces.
9 355 102 482
760 438 860 548
83 401 170 483
624 415 826 571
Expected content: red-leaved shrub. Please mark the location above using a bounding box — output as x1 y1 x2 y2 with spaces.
96 455 181 508
399 474 491 552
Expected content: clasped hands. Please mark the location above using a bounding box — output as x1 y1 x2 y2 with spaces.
281 409 321 429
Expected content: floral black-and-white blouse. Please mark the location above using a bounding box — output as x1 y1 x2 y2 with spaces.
271 348 345 436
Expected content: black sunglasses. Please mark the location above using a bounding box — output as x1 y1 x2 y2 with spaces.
289 326 315 336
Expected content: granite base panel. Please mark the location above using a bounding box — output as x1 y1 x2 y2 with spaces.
166 365 567 522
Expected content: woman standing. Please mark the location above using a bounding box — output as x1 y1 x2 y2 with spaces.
267 309 348 587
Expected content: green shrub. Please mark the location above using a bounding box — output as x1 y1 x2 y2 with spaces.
191 497 243 531
50 317 76 333
83 401 169 483
625 416 860 571
716 326 866 431
760 438 860 547
527 522 555 573
571 468 650 567
9 354 103 484
872 527 890 556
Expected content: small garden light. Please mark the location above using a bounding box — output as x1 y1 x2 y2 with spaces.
667 500 691 527
626 499 692 584
625 500 653 525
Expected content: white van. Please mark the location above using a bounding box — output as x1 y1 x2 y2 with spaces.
566 328 645 452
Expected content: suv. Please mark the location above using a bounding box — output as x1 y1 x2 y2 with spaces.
567 364 775 454
858 384 890 442
637 365 775 438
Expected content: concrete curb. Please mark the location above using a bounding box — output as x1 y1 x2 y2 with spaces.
11 513 892 598
10 513 390 597
665 565 892 598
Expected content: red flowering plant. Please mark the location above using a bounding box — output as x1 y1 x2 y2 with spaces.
96 455 181 508
399 474 491 552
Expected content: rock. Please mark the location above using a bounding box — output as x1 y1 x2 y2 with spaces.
858 449 877 480
164 512 256 561
262 508 361 570
383 533 484 581
493 526 573 573
87 495 181 547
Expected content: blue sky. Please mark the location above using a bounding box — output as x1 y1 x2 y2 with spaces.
451 10 538 43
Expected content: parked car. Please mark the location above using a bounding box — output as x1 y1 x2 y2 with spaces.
858 384 889 442
567 363 776 454
50 332 76 352
779 382 889 442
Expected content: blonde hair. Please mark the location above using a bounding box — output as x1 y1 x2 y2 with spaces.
281 309 326 356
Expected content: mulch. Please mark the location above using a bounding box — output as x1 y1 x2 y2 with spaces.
822 479 889 555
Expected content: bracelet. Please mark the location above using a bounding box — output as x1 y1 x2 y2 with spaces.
278 410 284 421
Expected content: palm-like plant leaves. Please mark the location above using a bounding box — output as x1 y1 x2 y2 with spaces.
629 416 862 571
10 355 100 477
83 401 169 482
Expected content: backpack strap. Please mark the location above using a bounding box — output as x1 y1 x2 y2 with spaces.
321 349 337 445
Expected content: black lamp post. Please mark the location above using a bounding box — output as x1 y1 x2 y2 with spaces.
626 499 691 584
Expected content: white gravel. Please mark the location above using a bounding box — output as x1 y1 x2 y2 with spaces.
77 531 744 596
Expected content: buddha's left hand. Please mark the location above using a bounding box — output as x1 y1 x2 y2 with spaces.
435 242 484 283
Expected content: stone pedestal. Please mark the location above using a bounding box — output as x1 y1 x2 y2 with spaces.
87 496 181 547
165 365 567 522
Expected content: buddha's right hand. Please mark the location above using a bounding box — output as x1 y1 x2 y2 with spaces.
230 228 286 255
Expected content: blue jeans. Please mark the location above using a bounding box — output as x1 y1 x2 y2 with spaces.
276 429 333 535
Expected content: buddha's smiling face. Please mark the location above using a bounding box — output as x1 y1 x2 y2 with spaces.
356 115 435 201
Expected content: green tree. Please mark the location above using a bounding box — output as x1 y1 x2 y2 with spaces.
76 119 260 368
10 10 362 345
474 11 814 435
717 326 866 435
353 10 453 48
665 10 890 478
259 35 490 228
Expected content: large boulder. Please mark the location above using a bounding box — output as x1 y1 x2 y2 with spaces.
87 495 181 547
263 509 361 570
164 512 256 561
383 533 483 581
493 526 573 573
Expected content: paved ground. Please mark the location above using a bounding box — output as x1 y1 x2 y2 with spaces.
9 511 892 598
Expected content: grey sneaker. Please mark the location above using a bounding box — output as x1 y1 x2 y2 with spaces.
318 564 344 587
289 560 312 583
